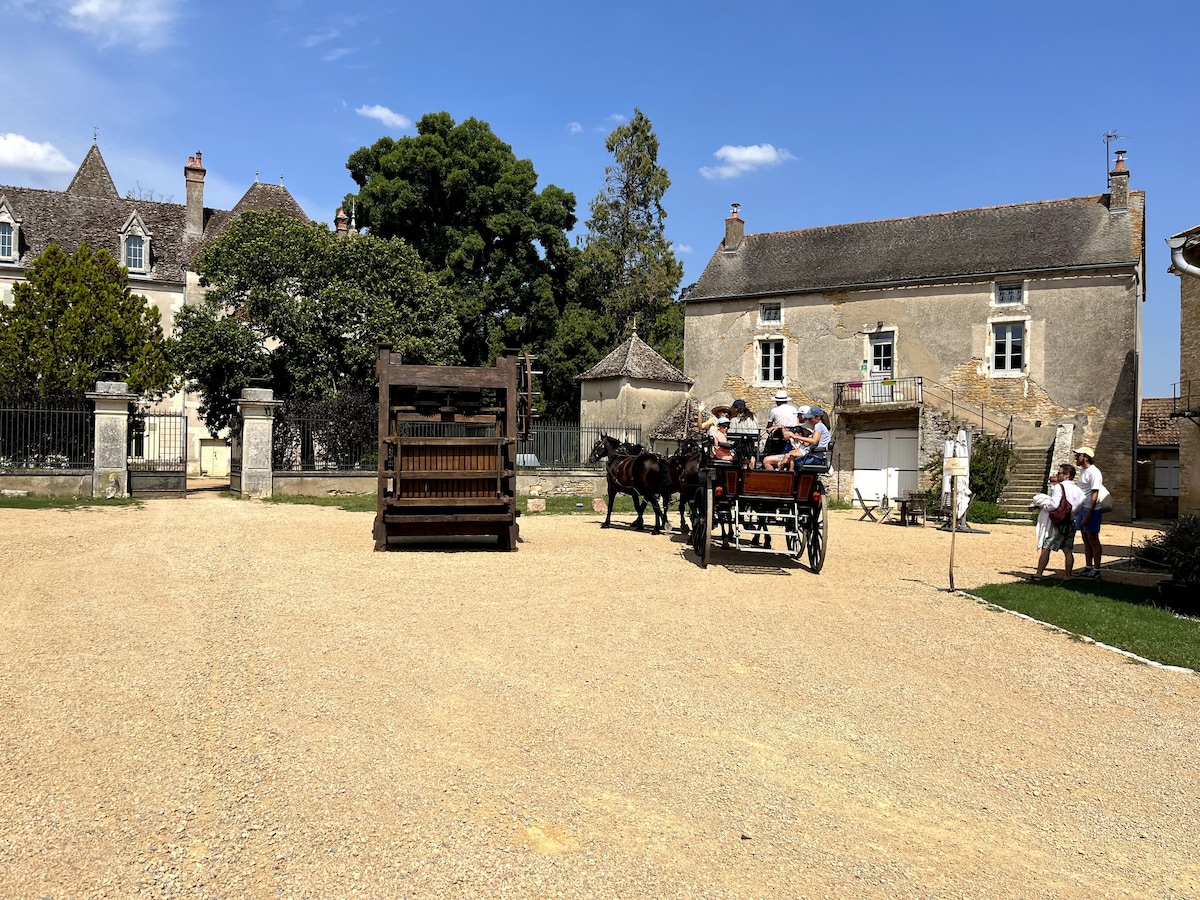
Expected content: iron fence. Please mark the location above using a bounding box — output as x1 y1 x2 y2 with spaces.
0 405 94 470
273 411 377 471
517 421 642 469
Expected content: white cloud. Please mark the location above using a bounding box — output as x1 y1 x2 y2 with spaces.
355 104 411 130
567 122 583 135
323 47 351 62
0 133 76 173
699 143 795 180
302 29 338 48
62 0 180 50
672 243 693 254
609 113 627 124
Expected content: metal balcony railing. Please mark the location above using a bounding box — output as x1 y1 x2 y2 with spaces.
833 376 923 407
1173 380 1200 419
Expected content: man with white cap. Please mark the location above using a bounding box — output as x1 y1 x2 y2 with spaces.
1073 446 1104 577
764 390 801 457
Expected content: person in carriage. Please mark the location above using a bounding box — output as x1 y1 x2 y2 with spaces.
782 406 831 469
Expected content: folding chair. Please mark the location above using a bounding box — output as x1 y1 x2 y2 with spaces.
854 488 879 522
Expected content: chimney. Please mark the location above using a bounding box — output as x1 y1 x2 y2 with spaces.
335 207 349 236
1108 150 1129 211
185 151 206 239
723 202 744 251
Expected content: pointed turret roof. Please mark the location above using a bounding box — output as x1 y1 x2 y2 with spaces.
200 181 311 246
578 332 692 384
65 144 119 201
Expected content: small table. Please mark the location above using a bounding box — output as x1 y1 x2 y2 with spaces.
893 495 924 527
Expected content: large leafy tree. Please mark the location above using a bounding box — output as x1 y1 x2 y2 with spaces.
572 108 684 364
175 209 459 435
0 242 176 403
344 112 579 366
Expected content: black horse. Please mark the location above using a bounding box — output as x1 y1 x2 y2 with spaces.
665 438 704 535
587 435 671 534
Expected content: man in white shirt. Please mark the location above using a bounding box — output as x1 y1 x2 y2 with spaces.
1073 446 1104 577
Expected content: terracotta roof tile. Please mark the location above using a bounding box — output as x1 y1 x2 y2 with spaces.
1139 398 1179 446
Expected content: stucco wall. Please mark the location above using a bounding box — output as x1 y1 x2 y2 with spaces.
684 271 1139 518
580 379 688 432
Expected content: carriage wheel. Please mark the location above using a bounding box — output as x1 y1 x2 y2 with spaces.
808 492 829 573
690 476 712 568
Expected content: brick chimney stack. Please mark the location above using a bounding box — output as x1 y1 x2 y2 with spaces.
724 202 744 251
335 207 349 236
185 151 206 239
1108 150 1129 211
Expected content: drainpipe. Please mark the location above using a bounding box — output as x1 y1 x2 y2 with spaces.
1166 236 1200 278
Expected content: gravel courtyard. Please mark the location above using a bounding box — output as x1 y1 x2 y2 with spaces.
2 499 1197 899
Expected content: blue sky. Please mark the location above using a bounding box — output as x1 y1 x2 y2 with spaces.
2 0 1197 398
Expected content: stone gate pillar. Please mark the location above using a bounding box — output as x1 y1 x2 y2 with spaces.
85 381 137 498
236 387 281 499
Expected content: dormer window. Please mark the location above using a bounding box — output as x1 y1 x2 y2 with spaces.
994 280 1025 306
125 235 144 270
0 196 20 262
119 210 151 275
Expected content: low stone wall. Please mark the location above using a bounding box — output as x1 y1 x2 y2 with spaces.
518 469 606 496
271 469 608 498
272 471 376 496
0 471 93 497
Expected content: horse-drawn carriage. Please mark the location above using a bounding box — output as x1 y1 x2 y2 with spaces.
688 433 830 572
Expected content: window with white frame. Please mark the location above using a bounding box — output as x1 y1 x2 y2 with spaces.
0 222 13 260
992 321 1025 373
995 281 1024 306
760 302 781 324
759 339 784 383
1154 459 1180 497
125 235 145 272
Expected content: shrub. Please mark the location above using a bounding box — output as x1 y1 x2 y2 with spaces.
1139 516 1200 586
965 500 1005 524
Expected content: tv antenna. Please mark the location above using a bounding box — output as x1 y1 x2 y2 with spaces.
1103 130 1128 186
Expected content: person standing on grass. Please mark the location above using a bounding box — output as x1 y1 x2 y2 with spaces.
1074 447 1104 578
1033 463 1086 579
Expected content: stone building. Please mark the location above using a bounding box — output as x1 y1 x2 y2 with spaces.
1166 225 1200 516
684 159 1145 518
0 143 309 476
577 332 692 439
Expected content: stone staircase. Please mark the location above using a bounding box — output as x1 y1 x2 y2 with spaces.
996 445 1054 519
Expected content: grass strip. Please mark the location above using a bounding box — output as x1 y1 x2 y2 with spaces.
968 579 1200 672
0 495 140 510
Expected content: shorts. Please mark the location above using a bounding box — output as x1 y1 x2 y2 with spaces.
1075 508 1103 534
1039 518 1077 551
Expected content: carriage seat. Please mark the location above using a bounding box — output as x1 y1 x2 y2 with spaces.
796 439 834 474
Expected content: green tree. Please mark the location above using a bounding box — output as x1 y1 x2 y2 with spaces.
0 242 175 403
573 108 684 364
175 210 459 435
344 112 579 366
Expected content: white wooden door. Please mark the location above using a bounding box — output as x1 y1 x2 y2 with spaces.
200 439 230 477
853 429 919 502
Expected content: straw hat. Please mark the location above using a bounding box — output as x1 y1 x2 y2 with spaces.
771 389 791 403
710 405 734 418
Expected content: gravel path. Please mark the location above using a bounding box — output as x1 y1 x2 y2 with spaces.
2 500 1197 899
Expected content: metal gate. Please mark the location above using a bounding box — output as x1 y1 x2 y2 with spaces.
128 411 188 496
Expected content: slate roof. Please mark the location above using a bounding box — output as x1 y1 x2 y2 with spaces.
647 397 701 442
0 145 310 285
688 193 1146 302
1139 398 1179 447
577 332 693 384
